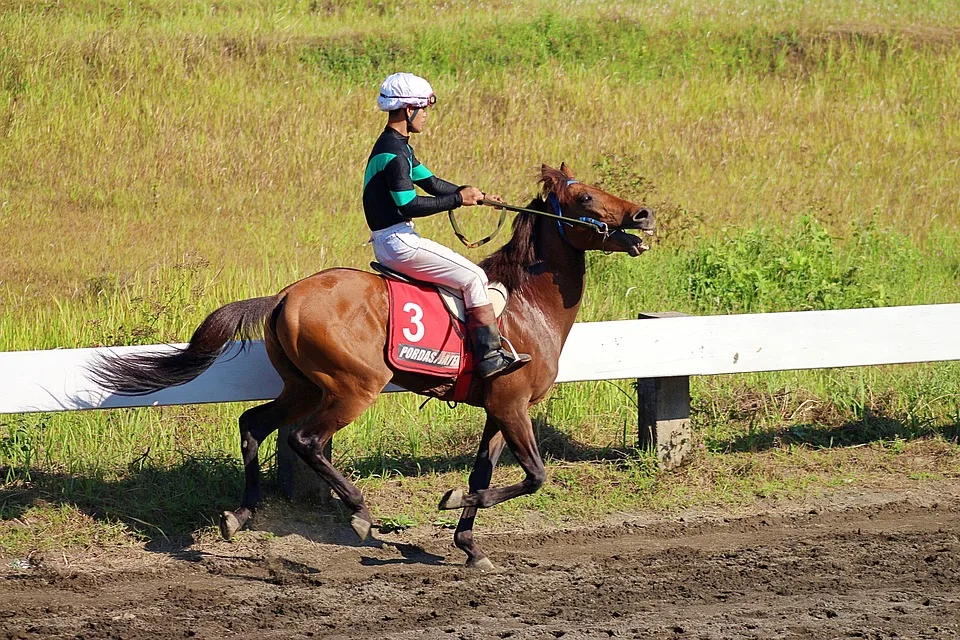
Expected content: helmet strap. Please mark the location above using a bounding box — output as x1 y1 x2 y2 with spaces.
405 107 421 132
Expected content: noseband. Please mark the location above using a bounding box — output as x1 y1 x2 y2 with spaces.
547 180 618 251
548 180 613 251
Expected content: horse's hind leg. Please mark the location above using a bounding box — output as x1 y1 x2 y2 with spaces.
220 385 321 540
452 417 506 571
286 393 379 541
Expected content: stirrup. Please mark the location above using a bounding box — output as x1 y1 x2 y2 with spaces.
476 347 531 379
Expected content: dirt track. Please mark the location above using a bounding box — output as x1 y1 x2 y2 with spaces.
3 486 960 640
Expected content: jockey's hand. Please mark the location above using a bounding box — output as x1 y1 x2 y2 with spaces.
458 186 484 206
483 193 505 209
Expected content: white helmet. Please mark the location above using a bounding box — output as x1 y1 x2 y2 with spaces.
377 72 436 111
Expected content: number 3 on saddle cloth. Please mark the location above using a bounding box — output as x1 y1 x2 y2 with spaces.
374 263 508 402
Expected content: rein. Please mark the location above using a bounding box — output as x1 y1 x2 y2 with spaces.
448 190 611 249
448 203 507 249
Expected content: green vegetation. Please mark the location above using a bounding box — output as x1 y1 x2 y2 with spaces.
2 0 960 556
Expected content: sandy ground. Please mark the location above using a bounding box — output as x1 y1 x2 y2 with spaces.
3 483 960 640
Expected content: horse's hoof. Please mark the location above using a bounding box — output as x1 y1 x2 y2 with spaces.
219 511 241 540
467 557 495 572
438 489 464 510
350 514 372 541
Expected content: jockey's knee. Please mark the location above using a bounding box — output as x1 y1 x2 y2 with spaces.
463 277 489 309
475 266 489 287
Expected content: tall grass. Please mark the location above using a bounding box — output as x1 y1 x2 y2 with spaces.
1 1 960 548
3 2 960 305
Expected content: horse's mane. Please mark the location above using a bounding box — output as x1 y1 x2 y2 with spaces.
478 205 540 292
479 167 574 292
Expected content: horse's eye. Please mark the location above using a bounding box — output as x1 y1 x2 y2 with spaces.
579 193 592 205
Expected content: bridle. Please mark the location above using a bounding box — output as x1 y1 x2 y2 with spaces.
448 181 616 249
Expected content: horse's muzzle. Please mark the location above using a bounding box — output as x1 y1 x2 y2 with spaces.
632 208 656 234
609 208 655 256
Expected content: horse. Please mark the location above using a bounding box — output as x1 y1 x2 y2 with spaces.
90 163 655 570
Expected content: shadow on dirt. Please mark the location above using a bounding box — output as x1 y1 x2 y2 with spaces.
358 541 447 567
3 412 956 556
707 414 960 453
0 420 638 559
341 419 638 480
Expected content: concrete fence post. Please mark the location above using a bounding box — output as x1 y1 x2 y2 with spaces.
636 313 693 469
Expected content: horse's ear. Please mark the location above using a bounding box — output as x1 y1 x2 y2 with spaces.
540 164 562 197
559 162 575 179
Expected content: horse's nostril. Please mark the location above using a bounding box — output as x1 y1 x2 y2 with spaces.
632 208 652 222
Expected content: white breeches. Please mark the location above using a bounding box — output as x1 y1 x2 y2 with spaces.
371 221 490 309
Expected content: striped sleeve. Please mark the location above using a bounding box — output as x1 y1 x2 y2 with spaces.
411 155 460 196
384 153 462 217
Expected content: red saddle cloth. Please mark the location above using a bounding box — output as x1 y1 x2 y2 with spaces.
385 279 475 399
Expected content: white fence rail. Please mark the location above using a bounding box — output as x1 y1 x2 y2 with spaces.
2 304 958 415
2 304 959 472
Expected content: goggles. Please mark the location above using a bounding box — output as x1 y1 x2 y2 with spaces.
380 93 437 107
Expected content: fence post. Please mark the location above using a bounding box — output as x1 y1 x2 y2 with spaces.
636 313 693 469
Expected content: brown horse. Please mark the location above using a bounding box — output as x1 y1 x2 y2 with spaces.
91 163 654 569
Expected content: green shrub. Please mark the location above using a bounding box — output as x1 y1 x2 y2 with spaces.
684 215 919 313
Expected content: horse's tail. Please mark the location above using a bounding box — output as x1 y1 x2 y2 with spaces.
89 294 283 395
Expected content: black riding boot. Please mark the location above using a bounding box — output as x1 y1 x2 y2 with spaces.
467 304 531 378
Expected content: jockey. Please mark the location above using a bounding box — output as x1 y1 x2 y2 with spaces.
364 72 530 378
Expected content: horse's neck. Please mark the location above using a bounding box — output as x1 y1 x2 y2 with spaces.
518 216 587 337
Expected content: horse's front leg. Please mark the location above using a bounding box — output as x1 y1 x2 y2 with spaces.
450 418 506 570
439 405 546 518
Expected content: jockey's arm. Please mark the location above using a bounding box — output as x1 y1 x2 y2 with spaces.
396 188 463 218
413 172 459 197
410 161 486 207
411 162 492 206
384 155 464 218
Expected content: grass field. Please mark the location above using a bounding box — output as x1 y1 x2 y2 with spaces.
2 0 960 556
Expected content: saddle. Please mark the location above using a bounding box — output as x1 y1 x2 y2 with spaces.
370 262 508 321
